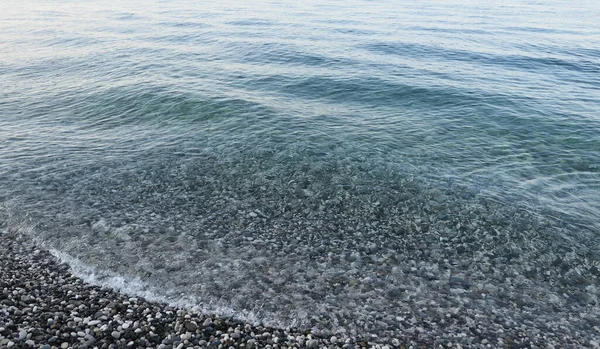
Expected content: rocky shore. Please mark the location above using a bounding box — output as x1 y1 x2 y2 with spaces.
0 233 403 349
2 229 600 349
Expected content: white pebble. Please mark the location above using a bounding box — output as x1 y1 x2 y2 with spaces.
18 330 27 340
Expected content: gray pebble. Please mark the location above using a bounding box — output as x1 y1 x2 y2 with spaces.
84 334 95 345
18 330 27 340
185 321 198 332
449 276 470 288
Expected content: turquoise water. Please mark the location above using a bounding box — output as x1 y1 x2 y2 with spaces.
1 0 600 341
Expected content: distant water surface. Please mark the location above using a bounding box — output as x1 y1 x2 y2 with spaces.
1 0 599 341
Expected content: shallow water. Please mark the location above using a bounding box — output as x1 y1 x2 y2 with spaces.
1 0 600 340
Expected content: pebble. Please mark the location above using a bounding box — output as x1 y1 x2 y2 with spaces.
18 330 27 340
185 321 198 332
0 221 595 349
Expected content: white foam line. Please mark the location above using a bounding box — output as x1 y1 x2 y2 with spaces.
48 248 272 327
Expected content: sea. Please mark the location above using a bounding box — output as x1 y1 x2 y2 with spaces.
1 0 599 341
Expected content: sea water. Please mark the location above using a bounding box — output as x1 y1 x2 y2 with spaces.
1 0 599 339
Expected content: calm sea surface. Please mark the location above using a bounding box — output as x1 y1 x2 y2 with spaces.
1 0 600 339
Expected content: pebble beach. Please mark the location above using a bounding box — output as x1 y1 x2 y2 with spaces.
1 233 368 349
2 0 600 348
2 230 600 349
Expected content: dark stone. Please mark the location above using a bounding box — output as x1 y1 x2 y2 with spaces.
387 288 405 298
164 336 181 345
449 276 470 289
185 321 198 332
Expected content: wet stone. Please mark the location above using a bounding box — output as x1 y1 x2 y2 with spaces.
18 330 27 340
449 276 470 289
185 321 198 332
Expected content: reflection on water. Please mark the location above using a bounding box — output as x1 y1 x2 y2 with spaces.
1 0 599 341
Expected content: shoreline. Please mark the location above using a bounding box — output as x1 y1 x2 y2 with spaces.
1 231 598 349
0 233 393 349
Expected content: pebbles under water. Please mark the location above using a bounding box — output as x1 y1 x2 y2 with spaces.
1 234 366 349
1 233 599 348
1 0 600 346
